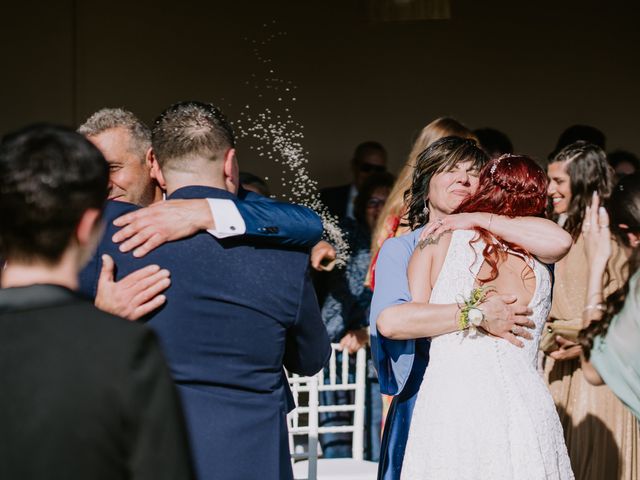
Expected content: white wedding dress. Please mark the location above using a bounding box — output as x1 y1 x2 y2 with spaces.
401 230 574 480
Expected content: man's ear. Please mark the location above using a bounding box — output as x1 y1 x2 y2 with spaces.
147 148 166 190
223 148 239 194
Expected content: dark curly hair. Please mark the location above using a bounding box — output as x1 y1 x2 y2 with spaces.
549 141 614 240
579 174 640 359
404 136 488 230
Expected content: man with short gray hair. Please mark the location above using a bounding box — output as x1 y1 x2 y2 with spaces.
79 108 159 207
77 107 326 320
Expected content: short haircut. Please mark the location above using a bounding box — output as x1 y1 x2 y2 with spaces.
152 101 236 171
0 124 109 263
352 141 387 166
78 108 151 161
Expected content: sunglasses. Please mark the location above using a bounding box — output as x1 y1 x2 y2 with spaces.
359 163 387 173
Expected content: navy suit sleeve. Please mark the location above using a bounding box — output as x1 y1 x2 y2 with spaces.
234 191 323 248
369 237 419 396
283 268 331 376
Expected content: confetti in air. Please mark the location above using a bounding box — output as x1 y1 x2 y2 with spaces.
233 23 350 266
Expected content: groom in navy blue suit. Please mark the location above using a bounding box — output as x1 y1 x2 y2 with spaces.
76 107 324 317
80 101 331 480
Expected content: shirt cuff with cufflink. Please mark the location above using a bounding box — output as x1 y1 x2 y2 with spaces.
205 198 246 238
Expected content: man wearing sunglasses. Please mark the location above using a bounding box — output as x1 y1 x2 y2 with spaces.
320 141 387 222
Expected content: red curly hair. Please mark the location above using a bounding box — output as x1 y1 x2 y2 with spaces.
453 154 549 282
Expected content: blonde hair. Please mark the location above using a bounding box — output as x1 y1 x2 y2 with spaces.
369 117 476 259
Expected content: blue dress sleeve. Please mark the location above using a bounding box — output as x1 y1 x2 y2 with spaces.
369 233 420 396
235 189 323 248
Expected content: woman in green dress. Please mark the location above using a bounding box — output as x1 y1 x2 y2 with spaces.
580 173 640 421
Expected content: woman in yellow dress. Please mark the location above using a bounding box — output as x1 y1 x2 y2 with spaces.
545 141 639 479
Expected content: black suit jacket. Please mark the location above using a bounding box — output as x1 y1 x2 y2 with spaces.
320 184 352 222
0 284 194 480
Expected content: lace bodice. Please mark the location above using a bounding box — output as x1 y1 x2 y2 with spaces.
427 229 551 370
401 230 573 480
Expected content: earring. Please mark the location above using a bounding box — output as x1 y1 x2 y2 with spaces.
423 198 429 217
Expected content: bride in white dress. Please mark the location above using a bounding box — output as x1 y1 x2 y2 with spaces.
400 155 574 480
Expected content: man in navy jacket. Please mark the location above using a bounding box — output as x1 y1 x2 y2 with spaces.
80 101 331 480
77 108 324 318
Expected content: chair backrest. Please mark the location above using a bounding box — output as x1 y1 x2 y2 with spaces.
287 344 367 478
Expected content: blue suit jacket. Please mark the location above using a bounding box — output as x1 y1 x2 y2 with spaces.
369 229 429 480
236 187 323 248
80 187 331 480
79 190 323 298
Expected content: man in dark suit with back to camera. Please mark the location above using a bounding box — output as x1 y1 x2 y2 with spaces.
75 107 325 320
81 101 331 480
0 124 194 480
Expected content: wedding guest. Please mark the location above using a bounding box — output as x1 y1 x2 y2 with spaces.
548 124 606 160
320 141 387 222
77 108 325 319
320 172 394 461
473 127 514 158
365 123 477 443
240 171 270 196
0 124 193 480
544 141 639 480
608 150 640 182
580 175 640 421
80 101 331 480
366 118 475 290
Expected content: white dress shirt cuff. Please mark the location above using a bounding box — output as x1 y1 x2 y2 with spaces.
206 198 246 238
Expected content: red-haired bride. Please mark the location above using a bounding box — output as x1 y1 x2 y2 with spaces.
399 155 574 479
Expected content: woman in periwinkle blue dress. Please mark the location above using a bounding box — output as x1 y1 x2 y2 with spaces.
370 136 573 480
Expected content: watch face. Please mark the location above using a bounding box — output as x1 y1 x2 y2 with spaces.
468 308 483 326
